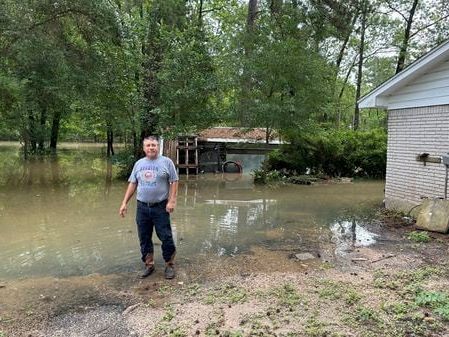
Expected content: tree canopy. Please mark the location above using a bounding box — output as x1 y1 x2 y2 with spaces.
1 0 448 155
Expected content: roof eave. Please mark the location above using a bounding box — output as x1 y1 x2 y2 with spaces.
358 39 449 109
358 95 388 109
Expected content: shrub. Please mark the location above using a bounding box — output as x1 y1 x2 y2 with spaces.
112 147 138 179
264 128 387 178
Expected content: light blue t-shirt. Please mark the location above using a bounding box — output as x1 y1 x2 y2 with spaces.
128 155 179 203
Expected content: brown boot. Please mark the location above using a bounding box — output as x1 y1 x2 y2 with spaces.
140 254 154 279
164 253 176 279
164 263 175 279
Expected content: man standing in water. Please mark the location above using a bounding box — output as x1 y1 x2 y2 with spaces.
119 136 178 279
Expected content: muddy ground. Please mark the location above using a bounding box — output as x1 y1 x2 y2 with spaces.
2 210 449 337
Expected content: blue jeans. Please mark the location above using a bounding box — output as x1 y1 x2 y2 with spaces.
136 200 176 264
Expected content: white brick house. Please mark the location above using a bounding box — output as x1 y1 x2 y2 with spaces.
359 39 449 212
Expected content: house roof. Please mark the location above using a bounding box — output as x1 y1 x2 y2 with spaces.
359 39 449 109
197 127 281 144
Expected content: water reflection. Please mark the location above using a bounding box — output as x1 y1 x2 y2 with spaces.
0 144 385 279
330 220 379 256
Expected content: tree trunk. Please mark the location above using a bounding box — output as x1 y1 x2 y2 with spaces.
265 127 271 144
396 0 419 73
354 1 367 131
335 13 358 71
21 123 30 159
333 12 358 124
239 0 259 126
50 110 61 151
38 107 47 151
28 111 37 153
107 124 114 157
133 130 141 158
198 0 203 24
270 0 283 17
247 0 258 32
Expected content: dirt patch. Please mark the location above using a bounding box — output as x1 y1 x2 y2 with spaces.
2 211 449 337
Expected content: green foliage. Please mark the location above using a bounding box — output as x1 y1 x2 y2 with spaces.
1 0 448 161
305 315 343 337
354 306 380 323
158 25 219 136
265 128 387 178
162 304 175 322
407 231 431 243
381 301 416 318
317 280 361 305
112 147 139 179
270 283 303 307
252 168 288 185
364 56 396 89
168 327 186 337
0 0 126 151
415 291 449 320
415 291 448 307
203 283 247 305
373 267 442 305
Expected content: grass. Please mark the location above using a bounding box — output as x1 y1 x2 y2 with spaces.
162 305 175 322
354 306 380 323
381 301 417 318
217 331 244 337
373 267 441 293
407 230 431 243
158 285 173 295
167 327 186 337
203 283 247 305
305 315 343 337
185 283 200 297
317 280 361 305
269 283 304 307
415 290 449 320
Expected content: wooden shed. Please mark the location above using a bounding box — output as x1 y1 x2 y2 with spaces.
162 128 282 175
359 39 449 212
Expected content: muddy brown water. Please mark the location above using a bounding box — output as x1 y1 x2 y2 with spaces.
0 143 385 281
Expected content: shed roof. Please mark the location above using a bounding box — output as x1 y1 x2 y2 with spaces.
359 39 449 109
198 127 280 143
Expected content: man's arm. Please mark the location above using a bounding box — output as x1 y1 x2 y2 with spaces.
166 181 178 213
119 182 137 217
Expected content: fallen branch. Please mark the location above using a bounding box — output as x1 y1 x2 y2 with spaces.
371 254 396 263
122 303 142 316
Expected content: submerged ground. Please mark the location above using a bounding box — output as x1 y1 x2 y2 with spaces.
2 210 449 337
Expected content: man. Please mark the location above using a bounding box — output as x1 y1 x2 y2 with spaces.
119 136 178 279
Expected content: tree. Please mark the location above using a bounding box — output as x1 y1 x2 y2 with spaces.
0 0 120 153
393 0 420 73
157 24 219 137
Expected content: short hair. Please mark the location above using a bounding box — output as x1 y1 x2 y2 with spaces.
143 136 159 144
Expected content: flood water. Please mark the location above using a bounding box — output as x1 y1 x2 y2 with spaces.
0 143 385 280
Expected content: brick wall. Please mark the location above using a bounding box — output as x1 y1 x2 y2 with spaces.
385 105 449 212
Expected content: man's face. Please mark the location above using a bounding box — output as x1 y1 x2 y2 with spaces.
143 139 159 159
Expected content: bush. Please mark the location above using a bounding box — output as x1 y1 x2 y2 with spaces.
252 168 288 184
112 147 137 179
265 128 387 178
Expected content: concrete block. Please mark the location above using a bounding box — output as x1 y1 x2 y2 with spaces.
416 199 449 233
